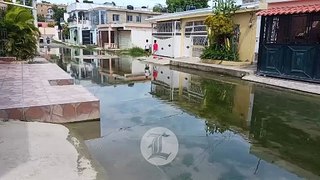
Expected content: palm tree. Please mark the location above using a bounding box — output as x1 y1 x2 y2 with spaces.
1 6 40 61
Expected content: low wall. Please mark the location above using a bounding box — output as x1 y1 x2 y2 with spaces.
170 60 251 78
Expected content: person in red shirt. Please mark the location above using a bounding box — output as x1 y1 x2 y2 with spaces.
153 40 158 59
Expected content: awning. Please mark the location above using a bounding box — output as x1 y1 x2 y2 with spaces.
257 4 320 16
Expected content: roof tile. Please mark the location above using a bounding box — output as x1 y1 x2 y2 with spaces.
257 4 320 16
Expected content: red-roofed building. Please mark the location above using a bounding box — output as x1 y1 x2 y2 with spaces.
256 0 320 83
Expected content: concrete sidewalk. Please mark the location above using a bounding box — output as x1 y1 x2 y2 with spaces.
243 75 320 95
0 121 99 180
170 58 254 78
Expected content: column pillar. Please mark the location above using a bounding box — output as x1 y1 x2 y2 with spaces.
108 24 111 48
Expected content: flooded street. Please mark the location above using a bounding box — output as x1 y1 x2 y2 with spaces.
43 46 320 180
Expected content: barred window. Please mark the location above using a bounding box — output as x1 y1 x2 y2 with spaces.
192 36 208 46
185 21 206 33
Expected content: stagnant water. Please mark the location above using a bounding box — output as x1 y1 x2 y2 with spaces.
44 47 320 180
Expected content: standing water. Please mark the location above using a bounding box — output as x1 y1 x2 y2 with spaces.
43 46 320 180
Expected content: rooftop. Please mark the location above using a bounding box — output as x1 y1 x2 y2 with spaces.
147 4 260 22
67 2 158 14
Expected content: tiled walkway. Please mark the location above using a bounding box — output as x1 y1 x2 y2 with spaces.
0 63 100 123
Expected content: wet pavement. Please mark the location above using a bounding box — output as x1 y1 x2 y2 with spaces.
0 63 99 122
46 47 320 180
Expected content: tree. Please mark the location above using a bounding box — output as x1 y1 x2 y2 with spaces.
37 14 46 22
166 0 209 13
201 0 240 61
1 6 40 60
52 5 66 23
153 4 167 13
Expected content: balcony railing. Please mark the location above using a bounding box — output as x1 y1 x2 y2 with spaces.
69 20 92 27
104 43 118 49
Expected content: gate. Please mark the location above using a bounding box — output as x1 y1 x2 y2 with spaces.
257 13 320 83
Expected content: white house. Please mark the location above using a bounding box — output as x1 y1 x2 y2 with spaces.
66 2 160 49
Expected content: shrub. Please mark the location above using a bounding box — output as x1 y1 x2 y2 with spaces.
126 47 146 57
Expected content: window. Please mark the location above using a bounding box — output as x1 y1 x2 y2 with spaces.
156 22 173 32
136 16 141 22
100 11 106 24
92 10 99 25
147 16 152 19
309 15 320 43
192 36 208 46
112 14 119 22
184 21 206 33
127 15 133 22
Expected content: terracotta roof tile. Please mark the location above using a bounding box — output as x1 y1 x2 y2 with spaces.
257 4 320 16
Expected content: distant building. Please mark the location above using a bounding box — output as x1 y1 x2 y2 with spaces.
37 2 67 22
66 2 160 48
147 0 264 61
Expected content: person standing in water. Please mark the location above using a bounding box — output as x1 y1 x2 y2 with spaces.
153 40 158 59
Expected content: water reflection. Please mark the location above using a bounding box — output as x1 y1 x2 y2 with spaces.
151 67 320 179
47 47 320 179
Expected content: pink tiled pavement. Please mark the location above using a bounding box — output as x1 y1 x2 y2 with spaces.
0 63 100 123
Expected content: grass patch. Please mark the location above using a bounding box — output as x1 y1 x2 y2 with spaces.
120 47 146 57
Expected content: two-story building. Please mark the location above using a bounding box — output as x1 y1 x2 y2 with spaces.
95 7 160 49
67 2 105 45
66 2 160 49
147 0 266 62
37 2 67 22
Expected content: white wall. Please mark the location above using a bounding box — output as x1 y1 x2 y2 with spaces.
131 28 152 49
39 27 59 40
131 59 145 75
154 36 174 57
173 35 181 58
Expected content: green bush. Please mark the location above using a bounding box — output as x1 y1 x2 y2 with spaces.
200 44 239 61
121 47 146 57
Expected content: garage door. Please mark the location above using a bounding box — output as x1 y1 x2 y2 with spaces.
119 31 131 49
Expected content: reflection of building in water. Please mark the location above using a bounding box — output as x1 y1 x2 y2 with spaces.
68 48 98 80
249 88 320 179
151 66 254 133
97 56 149 85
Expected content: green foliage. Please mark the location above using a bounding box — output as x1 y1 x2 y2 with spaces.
37 14 46 22
213 0 240 16
127 47 146 57
205 14 234 41
52 5 66 23
47 22 55 27
1 6 39 61
153 4 167 13
202 0 240 61
62 24 69 40
201 41 239 61
166 0 209 13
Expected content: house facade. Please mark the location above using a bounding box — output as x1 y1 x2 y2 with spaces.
147 1 265 62
96 7 160 49
66 2 160 48
256 0 320 83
